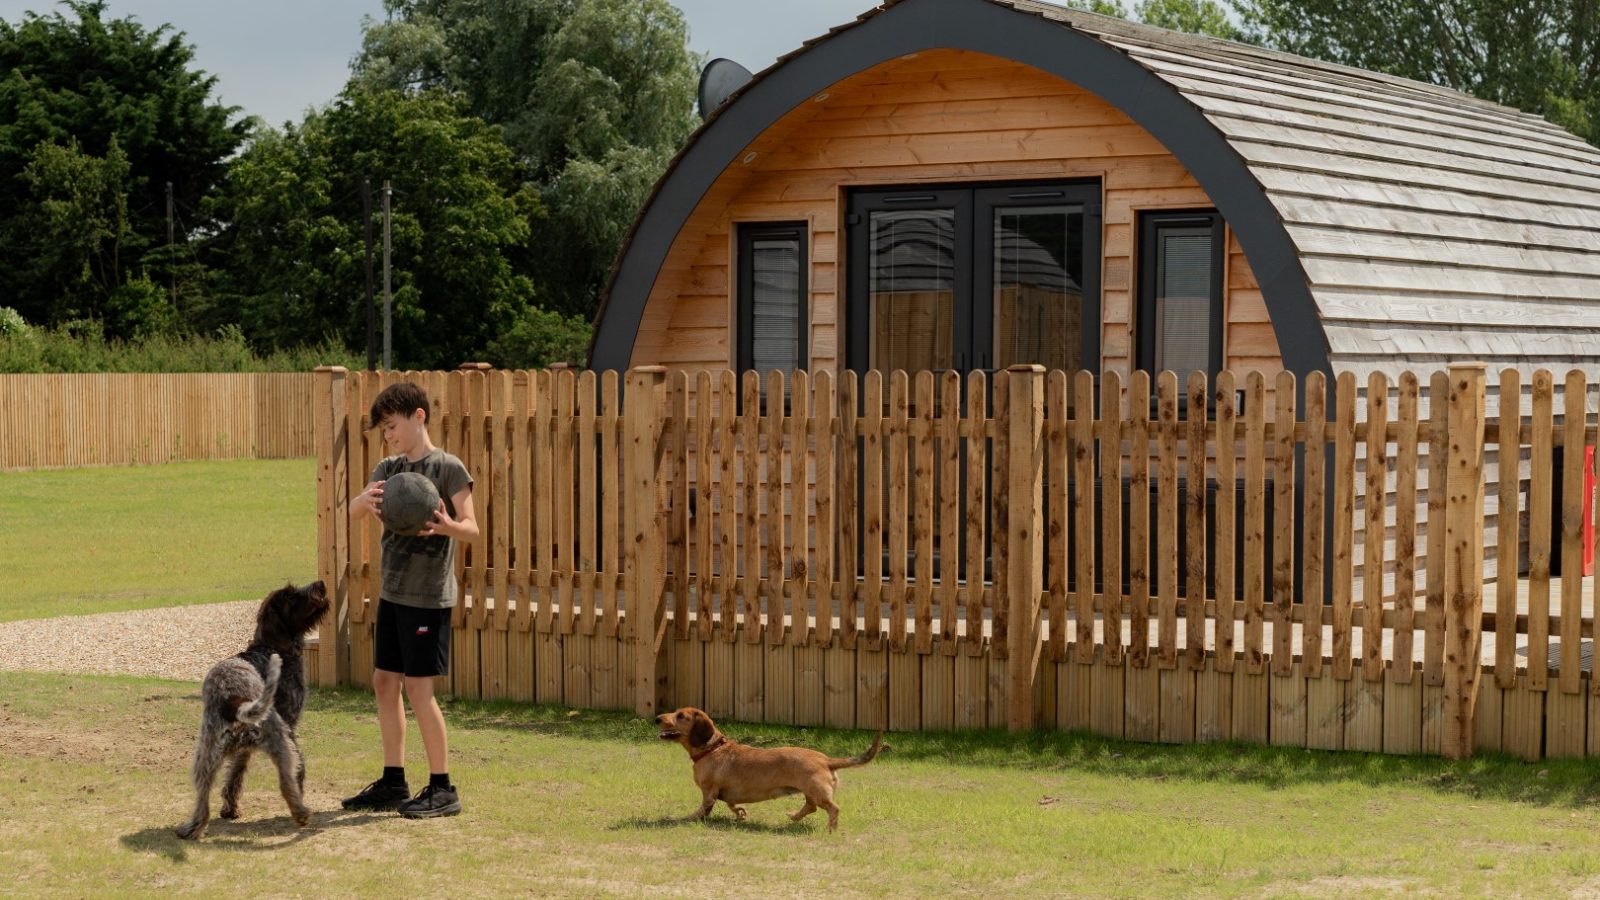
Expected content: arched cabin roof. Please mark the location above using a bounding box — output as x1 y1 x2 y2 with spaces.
590 0 1600 376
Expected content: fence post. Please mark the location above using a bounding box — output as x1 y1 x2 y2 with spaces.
1004 365 1047 731
314 365 350 687
1442 362 1488 758
628 366 670 716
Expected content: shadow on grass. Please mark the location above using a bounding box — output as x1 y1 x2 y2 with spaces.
304 685 1600 809
610 814 814 835
120 809 390 862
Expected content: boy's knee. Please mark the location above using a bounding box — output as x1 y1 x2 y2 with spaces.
373 670 403 695
402 675 437 700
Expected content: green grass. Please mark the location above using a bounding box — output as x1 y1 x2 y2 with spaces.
0 459 315 622
5 671 1600 897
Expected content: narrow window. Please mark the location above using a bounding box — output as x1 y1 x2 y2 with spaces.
1137 211 1225 382
737 222 808 377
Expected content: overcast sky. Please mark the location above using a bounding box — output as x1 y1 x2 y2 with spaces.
0 0 875 128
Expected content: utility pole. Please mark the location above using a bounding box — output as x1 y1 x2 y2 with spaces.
363 178 376 371
382 179 393 371
165 181 175 306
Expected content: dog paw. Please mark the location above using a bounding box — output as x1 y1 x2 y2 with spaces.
219 806 240 820
174 821 205 841
732 807 748 821
292 810 313 828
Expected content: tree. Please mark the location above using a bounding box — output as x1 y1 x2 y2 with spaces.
1063 0 1133 16
350 0 700 319
210 88 578 369
10 138 136 319
0 1 246 331
1230 0 1600 146
1062 0 1241 39
1137 0 1241 39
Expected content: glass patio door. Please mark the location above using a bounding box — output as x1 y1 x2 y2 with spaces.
847 180 1100 379
849 189 973 376
978 185 1099 375
844 181 1102 589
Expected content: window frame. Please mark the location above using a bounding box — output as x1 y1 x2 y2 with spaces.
1136 209 1227 384
736 221 810 376
844 178 1101 376
974 182 1103 376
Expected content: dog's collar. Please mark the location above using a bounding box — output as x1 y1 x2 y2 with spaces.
690 736 726 763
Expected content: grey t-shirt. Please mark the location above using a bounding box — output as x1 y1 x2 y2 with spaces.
369 448 473 609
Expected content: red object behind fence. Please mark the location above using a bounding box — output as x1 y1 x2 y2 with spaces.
1586 445 1596 577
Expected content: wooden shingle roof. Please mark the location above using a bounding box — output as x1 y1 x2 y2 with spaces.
1000 0 1600 370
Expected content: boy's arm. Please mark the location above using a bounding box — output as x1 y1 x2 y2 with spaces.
351 481 384 521
420 487 479 541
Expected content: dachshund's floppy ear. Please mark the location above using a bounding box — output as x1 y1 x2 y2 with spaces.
688 710 714 748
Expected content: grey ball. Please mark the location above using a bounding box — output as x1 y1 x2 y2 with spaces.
381 471 441 536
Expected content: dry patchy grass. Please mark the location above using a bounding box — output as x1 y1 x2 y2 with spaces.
5 672 1600 898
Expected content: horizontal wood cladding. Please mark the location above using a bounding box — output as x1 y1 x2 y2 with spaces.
633 49 1280 378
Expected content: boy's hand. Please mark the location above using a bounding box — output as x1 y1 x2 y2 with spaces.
418 499 459 538
355 480 385 516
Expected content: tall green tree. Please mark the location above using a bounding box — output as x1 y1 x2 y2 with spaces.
12 138 134 318
1231 0 1600 145
350 0 700 319
0 1 246 331
1063 0 1242 39
1137 0 1241 39
211 88 567 370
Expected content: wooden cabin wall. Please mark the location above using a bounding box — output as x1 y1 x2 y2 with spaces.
629 50 1285 398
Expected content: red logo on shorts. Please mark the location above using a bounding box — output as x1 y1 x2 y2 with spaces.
416 626 430 636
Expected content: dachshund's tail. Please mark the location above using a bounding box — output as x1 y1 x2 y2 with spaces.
235 654 282 726
828 730 885 770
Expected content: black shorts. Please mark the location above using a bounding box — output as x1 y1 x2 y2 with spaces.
374 599 452 677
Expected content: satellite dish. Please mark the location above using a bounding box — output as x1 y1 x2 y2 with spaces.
698 58 754 120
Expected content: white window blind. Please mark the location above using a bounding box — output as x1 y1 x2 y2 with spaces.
1155 227 1213 377
750 238 801 375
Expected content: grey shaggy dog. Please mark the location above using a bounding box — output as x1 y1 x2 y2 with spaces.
175 580 330 840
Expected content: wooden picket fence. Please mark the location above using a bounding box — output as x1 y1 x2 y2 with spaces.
0 373 315 470
311 363 1600 760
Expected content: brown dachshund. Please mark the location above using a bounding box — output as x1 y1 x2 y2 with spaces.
655 707 883 831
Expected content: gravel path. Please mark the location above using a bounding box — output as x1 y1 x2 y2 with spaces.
0 600 259 681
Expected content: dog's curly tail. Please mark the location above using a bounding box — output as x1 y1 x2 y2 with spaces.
235 653 282 726
827 730 885 770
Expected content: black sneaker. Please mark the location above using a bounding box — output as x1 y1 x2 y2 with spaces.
341 779 411 811
398 783 462 819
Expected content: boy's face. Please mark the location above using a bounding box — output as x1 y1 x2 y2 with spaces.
379 408 428 456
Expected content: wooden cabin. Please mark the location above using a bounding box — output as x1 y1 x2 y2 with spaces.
590 0 1600 396
588 0 1600 595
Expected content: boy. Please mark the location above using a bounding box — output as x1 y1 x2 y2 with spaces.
341 381 478 819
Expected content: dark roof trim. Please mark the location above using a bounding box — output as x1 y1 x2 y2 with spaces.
589 0 1331 383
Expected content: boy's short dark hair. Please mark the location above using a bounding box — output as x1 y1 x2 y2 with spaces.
370 382 430 429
